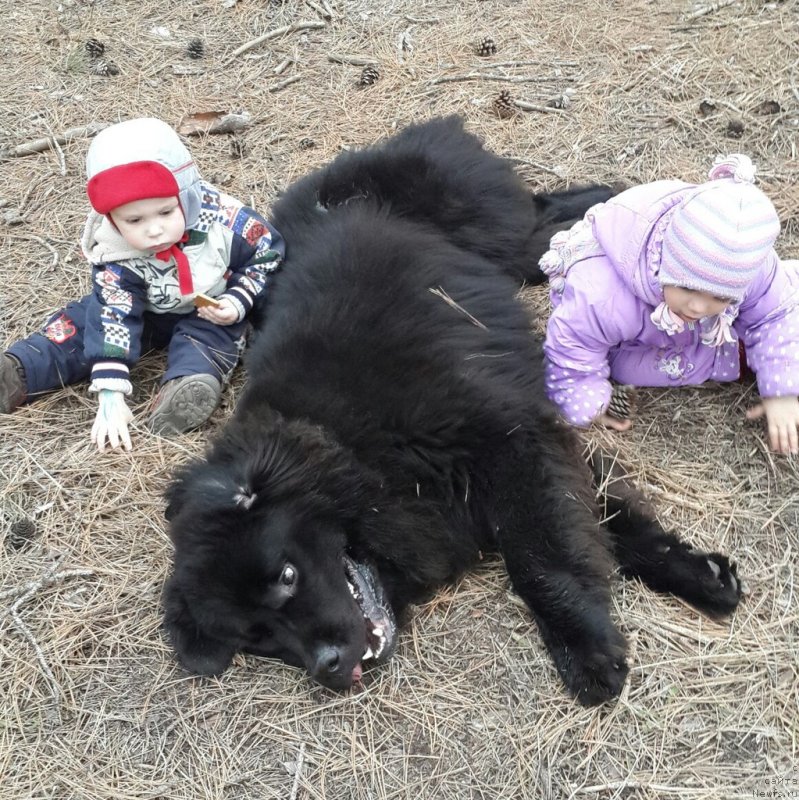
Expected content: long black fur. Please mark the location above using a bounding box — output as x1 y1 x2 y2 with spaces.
164 116 741 705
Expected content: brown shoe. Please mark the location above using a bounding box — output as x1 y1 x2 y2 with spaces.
0 355 26 413
148 374 222 435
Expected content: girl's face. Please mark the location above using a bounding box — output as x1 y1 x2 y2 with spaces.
109 196 185 253
662 285 731 323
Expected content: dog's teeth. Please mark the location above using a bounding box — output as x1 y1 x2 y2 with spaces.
364 646 374 659
372 626 383 637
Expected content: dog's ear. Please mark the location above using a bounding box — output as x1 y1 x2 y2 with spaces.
162 576 237 677
165 459 257 522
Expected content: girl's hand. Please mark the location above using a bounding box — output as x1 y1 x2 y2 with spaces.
746 396 799 455
197 297 239 326
595 412 633 432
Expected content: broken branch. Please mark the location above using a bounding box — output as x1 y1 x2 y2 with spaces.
229 21 326 59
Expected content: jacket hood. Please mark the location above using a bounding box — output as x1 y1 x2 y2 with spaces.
85 118 203 229
80 210 154 264
590 180 695 306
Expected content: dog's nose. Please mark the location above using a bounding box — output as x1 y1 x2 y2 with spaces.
312 645 342 678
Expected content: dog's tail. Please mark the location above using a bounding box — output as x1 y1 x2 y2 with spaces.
514 184 621 286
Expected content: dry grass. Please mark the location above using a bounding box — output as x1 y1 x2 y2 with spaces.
1 0 798 797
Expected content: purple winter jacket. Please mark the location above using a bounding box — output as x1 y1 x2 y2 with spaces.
543 180 799 427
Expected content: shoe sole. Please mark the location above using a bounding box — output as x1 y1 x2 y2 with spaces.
149 375 221 435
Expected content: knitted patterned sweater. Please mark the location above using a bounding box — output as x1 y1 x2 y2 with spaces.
80 181 284 395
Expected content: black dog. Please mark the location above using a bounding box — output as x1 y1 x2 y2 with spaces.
163 116 741 705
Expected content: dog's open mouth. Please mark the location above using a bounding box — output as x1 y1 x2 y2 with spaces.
344 555 398 666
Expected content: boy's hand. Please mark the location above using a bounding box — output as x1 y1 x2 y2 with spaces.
91 389 133 452
196 297 239 326
747 396 799 455
595 412 633 432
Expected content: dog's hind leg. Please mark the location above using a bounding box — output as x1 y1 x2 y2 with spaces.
589 449 742 617
487 427 629 706
531 185 619 224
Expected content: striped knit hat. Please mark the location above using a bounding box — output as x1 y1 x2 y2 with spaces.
658 155 780 301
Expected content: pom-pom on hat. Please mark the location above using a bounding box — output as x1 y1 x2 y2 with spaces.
658 154 780 301
85 118 202 228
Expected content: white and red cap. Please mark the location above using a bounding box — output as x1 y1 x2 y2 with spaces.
85 118 202 228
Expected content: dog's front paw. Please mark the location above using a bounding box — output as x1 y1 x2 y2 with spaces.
558 629 629 706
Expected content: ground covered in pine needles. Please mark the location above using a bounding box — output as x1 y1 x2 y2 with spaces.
1 0 798 798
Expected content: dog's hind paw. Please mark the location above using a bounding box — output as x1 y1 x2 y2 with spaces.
692 552 742 617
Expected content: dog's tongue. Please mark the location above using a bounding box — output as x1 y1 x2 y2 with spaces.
351 662 363 683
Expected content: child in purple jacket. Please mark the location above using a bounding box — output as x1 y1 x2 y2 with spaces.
540 154 799 455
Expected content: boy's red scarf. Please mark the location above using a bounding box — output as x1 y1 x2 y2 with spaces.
155 233 193 295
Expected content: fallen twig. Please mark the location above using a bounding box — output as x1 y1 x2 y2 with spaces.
268 74 303 93
328 53 378 67
509 157 566 178
430 72 573 86
229 21 326 60
0 568 95 612
789 58 799 103
30 235 60 269
288 743 306 800
4 122 110 158
304 0 331 19
10 610 62 715
44 125 67 176
480 59 580 69
274 57 295 75
514 99 567 115
682 0 739 21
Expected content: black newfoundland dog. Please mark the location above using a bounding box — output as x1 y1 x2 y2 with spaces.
163 116 741 705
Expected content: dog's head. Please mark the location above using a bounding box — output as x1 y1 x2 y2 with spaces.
162 420 397 690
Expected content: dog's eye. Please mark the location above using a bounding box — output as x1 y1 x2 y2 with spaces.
280 563 297 586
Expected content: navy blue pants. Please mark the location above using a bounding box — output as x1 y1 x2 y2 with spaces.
8 295 247 399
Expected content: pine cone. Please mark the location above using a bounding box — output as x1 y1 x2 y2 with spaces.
606 384 638 421
186 37 205 59
358 64 380 87
476 36 497 57
492 89 517 119
91 60 120 77
84 38 105 59
7 518 37 551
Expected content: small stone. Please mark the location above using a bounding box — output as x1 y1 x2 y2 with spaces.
298 137 316 151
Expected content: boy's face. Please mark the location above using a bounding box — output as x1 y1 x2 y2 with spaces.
109 196 186 253
662 285 731 323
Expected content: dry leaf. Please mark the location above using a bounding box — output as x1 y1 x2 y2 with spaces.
177 111 252 136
